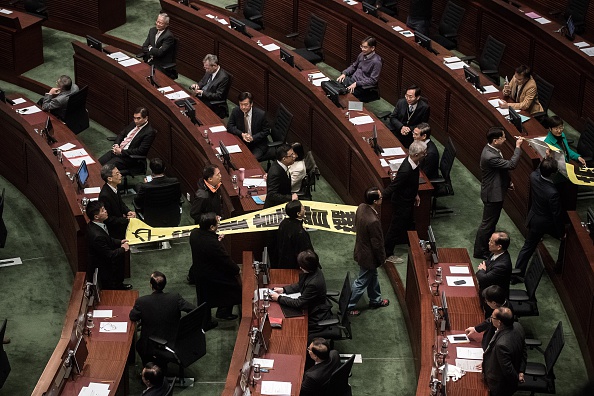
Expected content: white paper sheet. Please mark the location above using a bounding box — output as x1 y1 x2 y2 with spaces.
535 17 551 24
380 158 405 167
16 105 41 114
165 90 190 100
63 149 89 159
260 381 292 395
446 276 474 287
348 115 374 125
313 77 330 86
119 58 141 67
206 14 215 18
12 98 26 105
392 26 404 32
345 0 358 5
581 47 594 56
449 266 470 274
456 347 483 360
381 147 406 157
455 358 482 372
480 85 499 94
218 19 229 25
93 310 113 318
68 156 96 167
84 187 101 194
400 30 414 38
157 86 174 93
308 72 325 79
57 142 76 151
252 358 275 369
488 99 501 108
497 108 510 116
0 9 13 14
445 61 466 70
108 52 130 62
444 56 461 63
243 178 266 187
216 144 241 154
262 43 280 52
210 125 227 133
88 382 110 393
447 334 470 344
574 41 590 48
99 321 128 333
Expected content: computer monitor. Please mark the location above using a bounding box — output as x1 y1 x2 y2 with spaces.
76 160 89 191
88 267 101 307
219 141 238 171
259 313 273 353
44 353 72 396
508 107 523 133
43 116 57 144
428 225 439 264
86 35 103 52
586 207 594 233
230 17 252 38
414 31 439 55
0 90 14 105
463 66 484 92
362 2 379 18
440 290 450 332
566 15 576 41
322 81 343 109
280 48 295 68
182 98 202 125
68 335 88 375
371 124 383 155
147 64 159 88
261 247 270 286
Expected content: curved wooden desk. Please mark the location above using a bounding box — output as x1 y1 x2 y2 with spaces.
0 7 43 78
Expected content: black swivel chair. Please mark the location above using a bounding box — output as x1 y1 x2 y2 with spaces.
160 37 179 80
63 85 90 134
134 182 182 228
577 118 594 167
434 1 466 50
209 72 233 119
429 137 456 217
165 376 177 396
460 35 506 84
226 0 265 31
509 250 545 318
120 155 149 194
313 272 353 342
532 74 554 124
149 304 208 387
297 151 320 201
321 354 356 396
261 104 293 170
361 0 398 17
0 188 7 248
517 321 565 395
286 14 327 65
550 0 590 34
0 319 10 389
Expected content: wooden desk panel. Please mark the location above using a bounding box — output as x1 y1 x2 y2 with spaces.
0 8 43 77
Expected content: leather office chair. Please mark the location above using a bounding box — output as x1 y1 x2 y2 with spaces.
63 85 90 134
313 272 353 342
261 104 293 170
120 155 149 194
577 118 594 166
362 0 398 17
297 151 320 201
209 72 233 119
429 137 456 217
160 37 179 80
0 319 10 389
165 376 177 396
321 354 355 396
134 182 182 228
517 321 565 395
149 304 208 387
550 0 589 34
0 188 7 248
460 35 506 84
286 14 327 65
509 250 545 318
532 74 554 124
434 1 466 50
226 0 265 31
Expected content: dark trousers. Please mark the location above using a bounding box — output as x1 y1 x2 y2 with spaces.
384 203 415 256
515 228 545 276
99 151 131 170
342 75 371 102
474 201 503 258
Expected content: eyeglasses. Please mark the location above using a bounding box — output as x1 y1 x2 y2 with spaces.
405 94 416 99
360 45 370 49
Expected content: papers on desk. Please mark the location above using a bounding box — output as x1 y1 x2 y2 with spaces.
488 99 501 108
447 334 470 344
574 41 590 48
312 77 330 86
84 187 101 194
165 90 190 100
497 108 510 116
99 322 128 333
345 0 358 5
218 18 228 25
525 12 541 19
535 17 551 24
348 115 374 125
444 56 461 63
108 51 130 62
381 147 406 157
253 358 275 369
449 266 470 274
93 310 113 318
62 149 89 159
380 158 404 167
78 382 110 396
206 14 216 18
11 97 26 105
119 57 140 67
210 125 227 133
581 47 594 56
262 43 280 52
261 381 292 395
446 276 474 287
456 347 483 360
16 105 42 115
480 85 499 94
0 9 13 14
308 72 326 79
455 358 482 372
57 142 76 151
157 86 174 93
63 149 96 166
392 25 404 32
445 61 466 70
399 30 414 38
243 178 266 187
216 144 241 154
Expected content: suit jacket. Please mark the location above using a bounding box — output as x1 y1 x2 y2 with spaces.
86 222 125 289
142 27 175 68
383 157 420 208
475 300 512 351
275 218 313 269
99 184 130 239
354 203 386 270
482 325 526 395
190 178 223 224
133 175 179 211
227 106 270 156
300 350 341 396
422 138 439 179
388 98 430 134
506 75 543 115
196 67 231 103
115 122 157 161
142 381 169 396
41 83 79 120
544 130 581 162
476 251 512 298
526 169 564 238
129 290 195 362
264 161 292 208
480 144 521 203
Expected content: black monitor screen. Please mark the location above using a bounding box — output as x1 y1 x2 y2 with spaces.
463 66 483 92
441 290 450 331
230 17 252 38
362 2 379 18
414 31 437 54
279 48 295 68
86 35 103 51
45 116 54 137
508 107 522 133
566 15 575 39
76 160 89 190
428 225 439 263
0 90 14 105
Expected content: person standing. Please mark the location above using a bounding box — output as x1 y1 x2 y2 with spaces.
476 232 512 318
190 164 223 224
347 187 389 316
142 13 176 79
412 122 439 179
473 128 524 259
388 85 430 149
275 200 313 269
263 144 298 208
98 164 135 240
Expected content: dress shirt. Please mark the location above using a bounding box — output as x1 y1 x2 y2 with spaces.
107 184 118 194
407 156 419 170
121 122 148 150
487 143 503 158
92 221 109 234
491 252 504 261
244 108 253 135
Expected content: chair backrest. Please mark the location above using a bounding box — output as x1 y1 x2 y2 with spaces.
165 376 176 396
142 182 182 227
0 319 6 352
567 0 590 25
479 35 506 72
64 85 90 134
544 321 565 375
322 354 355 396
304 14 327 50
534 74 554 115
270 104 293 143
439 1 465 36
439 137 457 183
0 188 7 248
577 118 594 160
0 319 8 389
245 0 265 16
174 303 208 367
337 272 353 338
525 250 545 300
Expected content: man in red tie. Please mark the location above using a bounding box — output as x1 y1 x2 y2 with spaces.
99 107 157 172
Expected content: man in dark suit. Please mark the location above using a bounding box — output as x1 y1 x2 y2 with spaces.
190 54 231 118
383 140 427 258
413 122 439 179
133 158 179 215
476 232 512 318
141 362 169 396
98 107 156 173
227 92 270 160
85 201 131 290
465 285 511 350
129 271 195 365
482 307 527 396
388 85 430 148
190 213 241 330
300 338 341 396
99 164 135 239
347 187 389 316
142 13 177 79
275 200 313 269
473 128 525 259
190 164 223 224
270 250 333 335
514 158 564 279
263 144 298 208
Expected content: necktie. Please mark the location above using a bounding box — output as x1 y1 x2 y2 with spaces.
101 223 109 235
409 105 414 113
120 126 140 149
203 74 213 91
515 84 524 102
244 113 251 135
155 30 162 43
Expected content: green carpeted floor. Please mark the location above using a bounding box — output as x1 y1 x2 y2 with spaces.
0 0 592 394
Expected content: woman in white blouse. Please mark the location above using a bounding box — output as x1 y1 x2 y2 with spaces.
289 142 306 193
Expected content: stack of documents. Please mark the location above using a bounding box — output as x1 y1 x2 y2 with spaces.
262 43 280 52
165 91 190 100
216 144 242 154
348 115 374 125
78 383 110 396
261 381 291 395
210 125 227 133
16 105 42 115
381 147 406 157
444 56 466 70
455 347 483 373
488 98 509 116
63 149 96 166
157 86 174 94
380 158 404 167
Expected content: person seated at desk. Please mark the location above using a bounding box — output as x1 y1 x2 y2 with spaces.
499 65 543 115
99 164 136 239
141 362 169 396
190 54 231 118
270 250 333 335
227 92 270 160
133 158 180 214
465 285 511 350
289 142 307 193
129 271 195 365
98 107 157 173
275 200 313 269
300 338 341 396
337 36 382 102
388 85 430 148
543 116 587 167
85 200 131 290
142 13 177 79
413 122 439 179
40 75 79 121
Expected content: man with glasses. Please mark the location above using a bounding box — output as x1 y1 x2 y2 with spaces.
98 164 136 239
412 122 438 179
227 92 270 161
388 85 430 148
473 128 524 259
264 144 298 208
190 54 231 118
40 75 79 120
499 65 543 115
337 36 382 102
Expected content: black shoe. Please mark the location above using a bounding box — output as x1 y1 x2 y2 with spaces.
216 313 239 320
510 275 524 285
2 337 10 345
119 283 133 290
203 321 218 331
